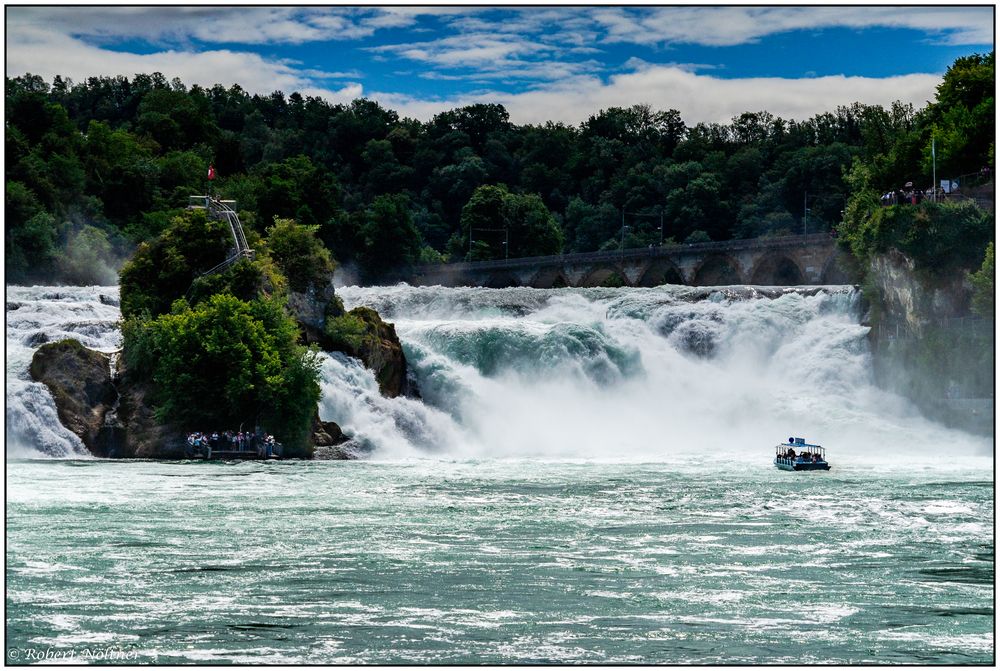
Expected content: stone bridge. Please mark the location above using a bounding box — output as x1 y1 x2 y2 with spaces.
409 234 853 288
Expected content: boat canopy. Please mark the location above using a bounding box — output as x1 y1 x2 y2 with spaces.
775 438 825 458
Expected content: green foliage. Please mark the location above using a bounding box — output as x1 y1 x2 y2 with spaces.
839 193 992 277
118 207 232 318
458 184 563 260
4 53 993 283
356 193 424 281
264 218 334 292
970 242 994 317
324 313 369 351
684 230 712 243
123 294 320 455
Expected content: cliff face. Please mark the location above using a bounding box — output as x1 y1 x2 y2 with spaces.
866 249 992 435
867 249 971 336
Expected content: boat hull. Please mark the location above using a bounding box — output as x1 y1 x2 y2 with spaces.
774 459 830 471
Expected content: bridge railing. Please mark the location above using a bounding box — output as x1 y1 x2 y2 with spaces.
415 233 834 274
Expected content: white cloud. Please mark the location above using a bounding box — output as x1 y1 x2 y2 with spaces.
372 64 942 127
5 6 439 46
370 33 558 67
6 24 361 103
593 6 994 47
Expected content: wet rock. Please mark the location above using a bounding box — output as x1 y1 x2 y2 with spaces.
30 339 117 454
312 415 346 447
312 440 366 460
287 281 344 347
6 301 22 311
25 331 49 347
325 306 409 398
30 339 188 458
98 294 119 307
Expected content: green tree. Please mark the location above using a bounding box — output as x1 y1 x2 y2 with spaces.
357 193 423 282
118 207 233 318
265 217 335 292
458 184 563 260
123 293 320 455
970 242 994 317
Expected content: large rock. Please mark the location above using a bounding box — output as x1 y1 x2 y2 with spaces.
312 413 346 447
30 340 117 455
287 281 343 346
113 377 187 459
31 340 186 458
327 306 409 397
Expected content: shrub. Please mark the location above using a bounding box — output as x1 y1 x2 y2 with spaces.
124 293 320 455
264 218 334 293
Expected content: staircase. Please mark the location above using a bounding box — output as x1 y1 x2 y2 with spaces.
188 195 255 277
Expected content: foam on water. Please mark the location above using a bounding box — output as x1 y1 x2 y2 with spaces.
5 283 991 462
335 284 991 461
6 286 121 457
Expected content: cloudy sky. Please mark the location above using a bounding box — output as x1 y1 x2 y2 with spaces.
6 5 994 125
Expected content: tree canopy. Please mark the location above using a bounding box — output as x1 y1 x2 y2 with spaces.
5 51 995 284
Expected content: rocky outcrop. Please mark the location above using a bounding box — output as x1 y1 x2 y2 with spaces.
277 275 411 400
30 340 118 454
30 340 185 459
326 306 409 397
312 413 345 447
867 249 970 336
287 281 344 347
30 340 187 458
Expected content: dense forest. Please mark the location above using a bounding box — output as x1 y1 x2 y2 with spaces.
5 52 994 285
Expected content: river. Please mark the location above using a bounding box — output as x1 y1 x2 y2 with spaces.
5 284 994 663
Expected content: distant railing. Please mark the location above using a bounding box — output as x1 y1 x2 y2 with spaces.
188 195 254 277
416 233 835 274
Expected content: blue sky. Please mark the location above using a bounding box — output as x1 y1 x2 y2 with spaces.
6 6 994 124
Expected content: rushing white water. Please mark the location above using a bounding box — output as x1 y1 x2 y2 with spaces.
5 283 991 461
6 286 121 457
335 284 992 462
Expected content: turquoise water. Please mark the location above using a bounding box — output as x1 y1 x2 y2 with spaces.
6 457 993 664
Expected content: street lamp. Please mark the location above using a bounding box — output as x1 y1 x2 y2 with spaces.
803 192 811 235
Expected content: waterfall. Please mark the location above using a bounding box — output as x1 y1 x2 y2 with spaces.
6 286 121 457
6 283 990 459
331 284 991 460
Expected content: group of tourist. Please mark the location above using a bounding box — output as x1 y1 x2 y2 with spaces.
185 430 280 458
880 188 929 206
779 448 822 463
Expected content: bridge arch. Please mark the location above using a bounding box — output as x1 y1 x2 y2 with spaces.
636 259 685 287
529 267 569 289
749 253 804 286
484 271 521 288
692 254 743 286
579 265 629 287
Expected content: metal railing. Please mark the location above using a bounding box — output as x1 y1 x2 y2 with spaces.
188 195 254 277
415 233 834 274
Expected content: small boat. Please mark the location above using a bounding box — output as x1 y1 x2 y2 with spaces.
774 437 830 471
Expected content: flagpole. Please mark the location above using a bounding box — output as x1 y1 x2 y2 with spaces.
931 137 936 203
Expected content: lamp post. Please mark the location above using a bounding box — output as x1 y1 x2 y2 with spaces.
803 192 811 235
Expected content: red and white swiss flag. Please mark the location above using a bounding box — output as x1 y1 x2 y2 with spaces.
207 164 216 180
